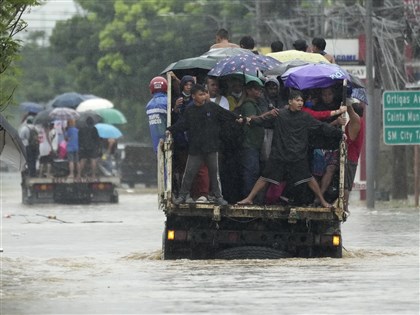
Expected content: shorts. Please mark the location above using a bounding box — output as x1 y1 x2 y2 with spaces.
345 161 358 190
324 149 339 166
261 158 312 186
79 149 99 159
67 151 79 162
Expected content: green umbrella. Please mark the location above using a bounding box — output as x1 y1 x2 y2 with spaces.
94 108 127 125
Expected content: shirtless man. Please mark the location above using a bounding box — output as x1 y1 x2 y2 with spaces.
311 37 335 63
210 28 239 49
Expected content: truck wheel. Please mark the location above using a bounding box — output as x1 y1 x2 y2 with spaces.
215 246 291 260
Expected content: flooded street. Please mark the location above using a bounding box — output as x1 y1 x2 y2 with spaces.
1 171 419 315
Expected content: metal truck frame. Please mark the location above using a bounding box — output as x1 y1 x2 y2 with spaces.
157 74 347 260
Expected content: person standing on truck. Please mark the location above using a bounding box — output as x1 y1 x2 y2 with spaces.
210 28 239 50
171 75 196 196
239 35 259 54
313 87 347 199
292 39 309 52
236 80 265 199
311 37 336 63
237 90 343 208
38 122 55 178
78 117 101 179
270 40 284 52
18 115 39 177
166 84 243 206
344 99 365 214
65 119 80 179
146 76 168 153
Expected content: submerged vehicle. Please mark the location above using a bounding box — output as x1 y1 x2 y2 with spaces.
157 74 348 260
21 160 119 204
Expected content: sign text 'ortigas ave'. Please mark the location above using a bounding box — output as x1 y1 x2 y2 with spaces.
383 91 420 145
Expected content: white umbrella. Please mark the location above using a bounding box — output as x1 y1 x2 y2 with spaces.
0 114 27 171
76 98 114 112
49 108 80 121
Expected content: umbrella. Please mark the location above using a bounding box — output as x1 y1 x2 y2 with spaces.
208 53 281 78
93 108 127 125
267 50 331 63
160 48 251 77
50 92 86 109
264 59 318 76
33 109 53 125
19 102 44 114
281 63 355 90
160 56 221 75
94 123 123 139
76 111 103 128
0 114 27 171
77 98 114 112
351 88 368 104
49 107 80 121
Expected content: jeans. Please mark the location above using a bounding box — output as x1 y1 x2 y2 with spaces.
240 147 260 198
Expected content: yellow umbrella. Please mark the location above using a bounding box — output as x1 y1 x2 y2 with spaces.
266 50 331 63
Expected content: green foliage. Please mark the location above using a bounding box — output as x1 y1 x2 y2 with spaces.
0 0 40 110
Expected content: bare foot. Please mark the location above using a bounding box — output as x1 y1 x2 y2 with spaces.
320 200 332 208
236 198 253 205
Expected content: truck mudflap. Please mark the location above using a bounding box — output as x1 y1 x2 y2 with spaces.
22 176 120 204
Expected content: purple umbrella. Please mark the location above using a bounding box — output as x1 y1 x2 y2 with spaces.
208 53 281 77
281 63 353 90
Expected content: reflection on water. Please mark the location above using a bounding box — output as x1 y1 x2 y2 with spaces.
1 172 419 314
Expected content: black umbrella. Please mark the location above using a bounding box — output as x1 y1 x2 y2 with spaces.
0 113 27 171
76 111 103 128
33 109 53 126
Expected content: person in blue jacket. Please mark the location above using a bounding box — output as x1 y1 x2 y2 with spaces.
146 76 168 153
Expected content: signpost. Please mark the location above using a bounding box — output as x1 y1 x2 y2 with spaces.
383 91 420 145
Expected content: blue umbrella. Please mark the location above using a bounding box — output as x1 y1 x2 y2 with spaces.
208 53 281 78
95 123 123 139
50 92 86 109
19 102 44 114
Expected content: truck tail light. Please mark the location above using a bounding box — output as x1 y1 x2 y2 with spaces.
33 184 54 191
332 235 341 246
167 230 187 241
91 183 112 190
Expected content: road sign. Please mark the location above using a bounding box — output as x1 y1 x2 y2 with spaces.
383 91 420 145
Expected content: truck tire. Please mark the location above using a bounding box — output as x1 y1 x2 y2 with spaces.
215 246 291 260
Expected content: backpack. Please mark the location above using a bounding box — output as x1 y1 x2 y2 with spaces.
28 126 39 149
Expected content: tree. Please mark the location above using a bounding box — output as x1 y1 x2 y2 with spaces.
0 0 40 109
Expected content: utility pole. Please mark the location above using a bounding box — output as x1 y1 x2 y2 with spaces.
366 0 375 208
255 0 261 47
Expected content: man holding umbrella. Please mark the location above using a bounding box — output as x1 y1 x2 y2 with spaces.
18 116 39 177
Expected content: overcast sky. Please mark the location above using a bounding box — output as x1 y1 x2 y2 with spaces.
20 0 78 39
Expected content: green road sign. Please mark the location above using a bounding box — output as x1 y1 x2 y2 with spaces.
383 91 420 145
